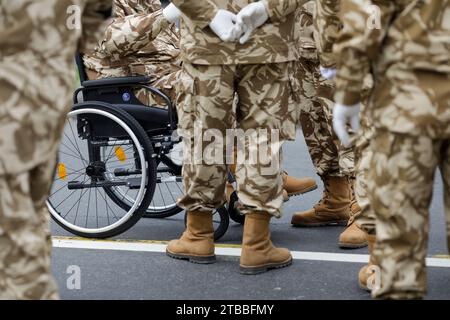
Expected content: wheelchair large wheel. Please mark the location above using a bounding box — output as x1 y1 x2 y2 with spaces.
227 190 245 225
143 158 184 218
48 102 157 238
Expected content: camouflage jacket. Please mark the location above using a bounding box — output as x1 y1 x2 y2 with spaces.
171 0 307 65
313 0 341 68
84 0 181 81
0 0 112 175
334 0 450 136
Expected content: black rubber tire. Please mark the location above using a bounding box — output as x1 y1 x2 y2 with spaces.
227 191 245 225
143 205 184 219
50 102 157 239
184 206 230 241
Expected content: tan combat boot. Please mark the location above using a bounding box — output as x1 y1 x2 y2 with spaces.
291 175 352 227
338 201 368 248
282 171 317 197
358 233 376 291
166 210 215 264
240 213 293 274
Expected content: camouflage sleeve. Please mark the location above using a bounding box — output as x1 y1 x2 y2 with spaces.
313 0 341 68
79 0 113 53
171 0 218 28
100 10 171 59
334 0 395 105
264 0 305 22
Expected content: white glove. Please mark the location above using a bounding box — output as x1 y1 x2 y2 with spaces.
332 103 361 147
320 66 337 80
209 9 241 42
162 3 182 24
235 1 269 44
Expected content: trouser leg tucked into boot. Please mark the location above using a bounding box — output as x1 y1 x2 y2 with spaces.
358 233 376 291
166 210 215 264
240 213 292 275
291 175 352 227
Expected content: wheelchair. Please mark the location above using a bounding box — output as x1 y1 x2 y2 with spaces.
47 54 230 240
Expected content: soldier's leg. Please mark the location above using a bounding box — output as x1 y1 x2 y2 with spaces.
30 155 59 264
298 59 341 177
292 60 361 244
235 62 292 274
369 131 437 299
354 125 379 290
0 170 59 300
440 140 450 254
167 63 235 264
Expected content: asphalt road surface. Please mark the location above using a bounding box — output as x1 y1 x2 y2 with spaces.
50 132 450 300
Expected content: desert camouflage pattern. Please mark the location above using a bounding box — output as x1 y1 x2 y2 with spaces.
334 0 450 137
0 157 58 300
177 62 297 217
334 0 450 299
352 75 376 233
171 0 308 65
294 2 354 177
313 0 340 68
368 128 450 299
0 0 112 299
84 0 181 102
353 124 376 234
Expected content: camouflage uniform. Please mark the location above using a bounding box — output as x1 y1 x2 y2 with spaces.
0 0 111 299
172 0 306 218
84 0 182 104
295 1 354 178
335 0 450 299
353 76 376 234
312 0 373 231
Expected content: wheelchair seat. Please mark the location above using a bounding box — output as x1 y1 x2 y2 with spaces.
115 103 170 132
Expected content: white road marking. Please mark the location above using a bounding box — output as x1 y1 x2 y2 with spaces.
52 237 450 268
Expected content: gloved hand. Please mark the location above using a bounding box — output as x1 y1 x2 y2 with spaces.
332 103 361 147
320 66 337 80
162 3 182 24
235 1 269 44
209 9 241 42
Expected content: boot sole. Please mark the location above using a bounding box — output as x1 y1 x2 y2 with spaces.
239 257 293 275
292 220 348 227
287 184 318 198
339 241 368 249
166 249 216 264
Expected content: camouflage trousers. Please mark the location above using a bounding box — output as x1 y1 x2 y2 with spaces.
368 130 450 299
295 58 354 178
353 124 376 235
0 156 59 300
176 62 298 218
